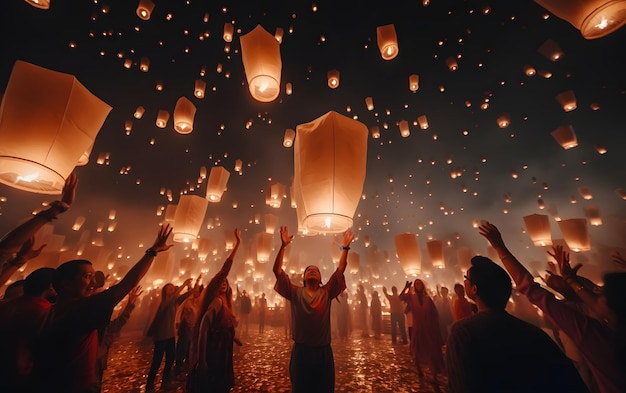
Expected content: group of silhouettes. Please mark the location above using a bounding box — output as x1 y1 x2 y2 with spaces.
0 173 624 393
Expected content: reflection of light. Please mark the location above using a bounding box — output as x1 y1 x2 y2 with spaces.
595 18 609 30
258 83 268 93
325 217 331 228
17 173 39 182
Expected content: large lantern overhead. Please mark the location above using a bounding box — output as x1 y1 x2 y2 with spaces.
523 213 553 246
24 0 50 10
534 0 626 39
394 233 421 276
558 218 591 252
173 96 196 134
173 195 209 243
294 111 368 233
206 166 230 202
426 239 445 269
376 24 399 60
240 24 282 102
0 61 111 194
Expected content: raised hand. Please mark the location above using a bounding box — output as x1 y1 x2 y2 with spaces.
234 228 241 244
151 224 174 253
128 285 143 305
547 245 581 279
405 280 413 289
61 172 78 206
16 236 47 261
478 221 505 249
280 226 294 246
342 229 355 247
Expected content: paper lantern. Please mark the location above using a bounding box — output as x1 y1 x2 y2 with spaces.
155 110 169 128
24 0 50 9
134 106 145 119
173 195 209 243
534 0 626 39
194 79 206 98
446 56 458 71
456 246 474 272
348 252 360 274
556 90 577 112
223 22 234 42
523 213 553 246
294 111 368 233
538 39 564 61
266 182 285 208
394 233 421 276
285 82 293 95
256 232 273 262
123 59 132 69
72 216 86 231
363 235 371 248
584 205 602 226
409 74 419 92
108 209 116 220
398 120 410 137
77 141 94 166
376 24 399 60
264 213 279 234
551 125 578 149
234 159 243 173
199 166 207 180
365 97 374 111
558 218 591 252
578 186 593 200
417 115 429 129
197 237 211 261
173 96 196 134
0 61 111 194
497 113 511 128
371 126 380 139
136 0 154 20
206 166 230 202
240 25 282 102
523 65 537 76
616 188 626 200
427 239 445 269
140 57 150 72
327 69 340 88
164 204 177 223
275 27 284 43
283 128 295 147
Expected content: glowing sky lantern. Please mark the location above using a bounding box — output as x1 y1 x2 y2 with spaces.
283 128 295 147
409 74 419 92
523 213 553 246
264 213 279 234
136 0 155 20
266 182 285 208
398 120 410 137
164 204 177 223
584 205 602 226
446 56 458 71
197 237 211 261
348 252 360 274
394 233 421 276
578 186 593 200
72 216 86 231
456 246 474 272
155 110 169 128
294 111 368 233
285 82 293 95
24 0 50 9
194 79 206 98
240 25 282 102
108 209 116 220
551 125 578 149
556 90 577 112
534 0 626 39
376 24 399 60
497 113 511 128
538 38 564 61
275 27 284 43
173 194 208 243
223 22 234 42
256 232 273 262
371 125 381 139
426 239 445 269
0 61 111 194
365 97 374 111
523 65 537 76
327 69 340 88
417 115 429 130
173 96 196 134
140 57 150 72
134 106 145 119
206 166 230 202
558 218 591 252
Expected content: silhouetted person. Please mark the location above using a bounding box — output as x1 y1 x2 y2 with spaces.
258 292 267 334
273 225 354 393
370 290 382 338
383 285 408 345
238 289 252 335
355 284 369 337
452 283 475 321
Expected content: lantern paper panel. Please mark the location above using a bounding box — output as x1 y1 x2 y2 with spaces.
534 0 626 39
558 218 591 252
294 111 368 233
173 195 209 243
25 0 50 9
523 213 553 246
376 24 399 60
136 0 155 20
409 74 419 92
426 239 445 269
394 233 421 276
256 232 273 262
283 128 295 147
206 166 230 202
0 61 111 194
240 25 282 102
173 96 196 134
551 125 578 149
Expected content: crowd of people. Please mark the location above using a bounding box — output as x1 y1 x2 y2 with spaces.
0 174 624 393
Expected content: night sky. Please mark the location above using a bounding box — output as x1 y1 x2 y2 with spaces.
1 0 625 297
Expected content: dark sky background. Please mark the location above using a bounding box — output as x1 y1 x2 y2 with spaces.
1 0 625 299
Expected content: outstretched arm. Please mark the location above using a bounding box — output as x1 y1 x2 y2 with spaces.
336 229 355 275
478 221 530 286
0 173 77 258
201 228 241 304
0 237 46 287
273 226 293 277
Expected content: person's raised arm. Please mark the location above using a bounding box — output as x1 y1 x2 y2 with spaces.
478 221 530 286
399 281 412 299
201 228 241 304
0 237 46 287
336 229 355 274
112 224 173 305
273 226 293 277
0 173 77 258
382 286 392 301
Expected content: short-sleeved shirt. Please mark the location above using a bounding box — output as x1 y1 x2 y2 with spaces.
274 269 346 346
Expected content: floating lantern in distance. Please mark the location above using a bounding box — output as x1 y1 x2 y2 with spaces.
108 209 116 220
139 57 150 72
537 198 545 209
347 252 360 274
173 96 196 134
199 166 207 180
294 111 368 233
456 246 474 272
551 125 578 149
537 38 564 61
136 0 155 20
615 188 626 200
223 22 234 42
96 152 109 165
173 195 209 243
24 0 50 9
285 82 293 95
376 24 399 60
371 125 380 139
363 235 371 248
427 239 445 269
256 232 273 262
123 59 132 69
398 120 410 137
134 106 145 119
197 238 211 261
0 61 111 194
156 110 169 128
275 27 284 43
497 113 511 128
240 25 282 102
523 213 552 246
194 79 206 98
264 213 279 234
72 216 85 231
558 218 590 252
584 205 602 226
594 144 607 154
283 128 295 147
417 115 429 130
394 233 421 275
578 186 593 200
409 74 419 92
446 56 458 71
534 0 626 39
234 159 243 173
523 65 536 76
556 90 577 112
365 97 374 111
206 166 230 202
266 182 285 208
327 69 340 88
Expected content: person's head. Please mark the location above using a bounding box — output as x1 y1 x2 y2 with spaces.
94 270 106 289
391 286 398 295
242 289 247 296
454 283 465 298
261 292 265 298
303 265 321 287
162 283 176 299
441 286 449 297
2 279 25 300
24 267 56 302
465 256 512 310
413 279 425 293
52 260 96 299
